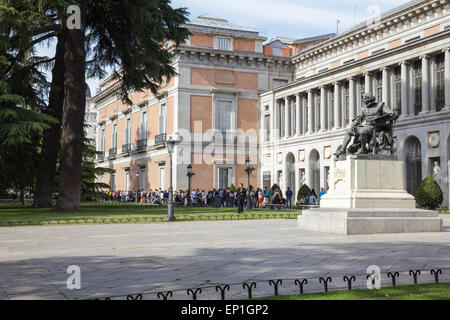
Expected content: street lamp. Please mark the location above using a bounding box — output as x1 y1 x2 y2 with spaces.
135 170 139 204
166 134 183 221
186 164 195 207
245 156 256 209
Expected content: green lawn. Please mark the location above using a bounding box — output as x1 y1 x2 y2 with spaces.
0 202 299 226
261 283 450 300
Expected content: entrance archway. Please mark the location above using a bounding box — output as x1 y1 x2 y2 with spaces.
309 149 320 193
285 153 296 193
405 136 422 196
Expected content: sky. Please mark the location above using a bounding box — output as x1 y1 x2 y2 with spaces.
36 0 412 94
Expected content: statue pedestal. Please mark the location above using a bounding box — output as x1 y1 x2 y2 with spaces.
298 155 443 235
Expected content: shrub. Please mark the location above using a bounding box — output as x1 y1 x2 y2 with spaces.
416 175 443 210
229 184 237 193
297 184 311 200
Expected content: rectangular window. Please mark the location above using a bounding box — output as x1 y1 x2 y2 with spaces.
101 128 105 152
125 172 130 191
159 104 167 134
216 100 233 136
272 47 282 56
436 53 445 111
413 60 422 115
218 168 230 189
263 171 271 189
111 174 116 191
264 115 271 142
343 82 350 125
159 167 165 190
125 118 131 145
329 91 335 128
315 94 321 131
140 111 147 140
112 124 117 149
375 71 383 103
140 170 146 190
394 66 402 110
217 37 231 51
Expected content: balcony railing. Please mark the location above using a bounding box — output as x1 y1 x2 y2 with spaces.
155 133 167 145
137 139 147 149
122 144 131 153
108 148 117 157
97 152 105 160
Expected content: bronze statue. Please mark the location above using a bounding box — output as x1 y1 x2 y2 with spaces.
336 93 400 157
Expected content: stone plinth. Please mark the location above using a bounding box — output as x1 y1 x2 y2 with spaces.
298 155 443 235
320 155 416 209
298 208 443 235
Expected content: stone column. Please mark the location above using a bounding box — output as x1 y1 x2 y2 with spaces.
284 97 290 138
302 95 307 134
382 67 390 104
307 90 314 134
296 94 301 135
333 82 341 129
327 85 333 130
348 77 356 121
320 86 327 131
444 48 450 110
275 100 280 140
421 55 430 114
364 73 372 95
400 61 409 116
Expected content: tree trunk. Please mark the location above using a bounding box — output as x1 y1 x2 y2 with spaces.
34 33 65 208
55 7 86 211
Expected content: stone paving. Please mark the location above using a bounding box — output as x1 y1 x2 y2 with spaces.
0 216 450 300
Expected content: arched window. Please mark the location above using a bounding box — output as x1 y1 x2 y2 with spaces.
309 150 321 193
405 137 422 196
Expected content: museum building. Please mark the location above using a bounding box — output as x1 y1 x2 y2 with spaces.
92 14 330 192
93 0 450 208
259 0 450 208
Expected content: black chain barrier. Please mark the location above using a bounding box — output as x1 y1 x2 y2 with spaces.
409 270 421 285
243 283 257 299
0 213 299 227
157 292 173 300
319 277 332 293
343 275 356 290
431 269 442 283
215 285 230 301
187 288 202 301
388 272 400 286
294 279 308 295
268 280 283 297
90 267 450 301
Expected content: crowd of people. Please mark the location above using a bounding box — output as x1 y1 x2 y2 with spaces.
105 185 327 209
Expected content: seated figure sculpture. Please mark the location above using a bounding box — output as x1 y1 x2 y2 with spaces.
336 93 400 157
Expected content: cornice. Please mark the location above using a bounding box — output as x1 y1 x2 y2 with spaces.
292 0 447 65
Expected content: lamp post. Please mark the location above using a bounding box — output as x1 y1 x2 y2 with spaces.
245 157 256 209
135 171 139 204
186 164 195 207
166 134 183 221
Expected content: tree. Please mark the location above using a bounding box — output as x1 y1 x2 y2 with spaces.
297 184 311 201
0 1 57 204
55 0 190 210
34 32 66 207
80 136 114 201
416 175 443 210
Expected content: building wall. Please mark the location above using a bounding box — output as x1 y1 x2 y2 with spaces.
260 0 450 208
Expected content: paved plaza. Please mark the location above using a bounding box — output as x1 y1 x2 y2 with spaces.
1 216 450 300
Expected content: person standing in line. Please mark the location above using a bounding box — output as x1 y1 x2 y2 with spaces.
286 187 293 209
237 183 246 214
